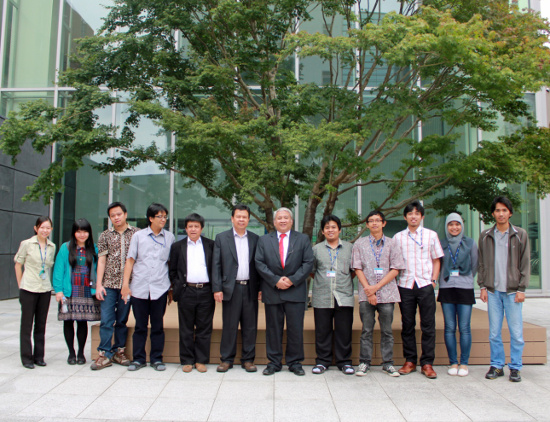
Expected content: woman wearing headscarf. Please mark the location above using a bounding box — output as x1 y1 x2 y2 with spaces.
438 213 478 377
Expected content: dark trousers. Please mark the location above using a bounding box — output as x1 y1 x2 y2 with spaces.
264 301 305 370
220 284 258 364
19 289 50 365
177 284 215 365
313 302 353 369
131 291 168 364
398 284 436 366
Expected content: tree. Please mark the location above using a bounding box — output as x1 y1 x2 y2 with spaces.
2 0 550 239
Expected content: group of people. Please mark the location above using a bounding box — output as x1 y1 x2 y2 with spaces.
14 196 530 382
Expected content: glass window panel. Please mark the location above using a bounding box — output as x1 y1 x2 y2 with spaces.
61 0 113 73
0 90 54 115
2 0 59 88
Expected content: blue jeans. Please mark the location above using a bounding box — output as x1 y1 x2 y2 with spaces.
441 302 472 365
98 287 131 359
487 290 524 370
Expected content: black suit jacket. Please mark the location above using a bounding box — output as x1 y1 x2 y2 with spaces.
255 230 314 304
212 229 260 301
169 235 215 302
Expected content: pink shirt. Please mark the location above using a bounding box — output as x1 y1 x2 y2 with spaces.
393 227 444 289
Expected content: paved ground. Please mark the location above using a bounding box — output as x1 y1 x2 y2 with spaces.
0 297 549 422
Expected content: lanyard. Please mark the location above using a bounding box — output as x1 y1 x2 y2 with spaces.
408 229 423 249
149 232 166 248
326 245 340 270
38 242 47 272
447 244 461 267
368 236 385 267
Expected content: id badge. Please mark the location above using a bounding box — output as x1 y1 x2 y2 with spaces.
450 270 459 277
326 270 336 278
40 270 47 280
374 268 384 275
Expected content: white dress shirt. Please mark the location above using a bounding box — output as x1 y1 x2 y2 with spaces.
234 229 250 280
186 237 210 283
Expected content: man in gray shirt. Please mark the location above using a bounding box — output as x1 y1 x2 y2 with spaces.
478 196 530 382
121 203 175 372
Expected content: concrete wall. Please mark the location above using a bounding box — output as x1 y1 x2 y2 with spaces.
0 116 51 299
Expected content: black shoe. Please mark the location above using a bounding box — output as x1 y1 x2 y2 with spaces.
485 366 504 379
76 356 86 365
67 356 77 365
23 363 35 369
509 369 522 382
289 366 305 376
34 360 47 367
262 366 280 376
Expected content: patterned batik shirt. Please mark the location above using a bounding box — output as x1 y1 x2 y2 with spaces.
97 225 140 289
351 234 405 304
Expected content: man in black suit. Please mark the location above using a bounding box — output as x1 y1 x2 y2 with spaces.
255 207 314 376
168 213 215 373
212 204 260 373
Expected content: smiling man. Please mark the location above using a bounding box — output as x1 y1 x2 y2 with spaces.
478 196 530 382
255 207 314 376
310 215 355 375
393 200 444 379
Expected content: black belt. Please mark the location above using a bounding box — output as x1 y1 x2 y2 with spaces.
236 280 248 285
186 283 210 289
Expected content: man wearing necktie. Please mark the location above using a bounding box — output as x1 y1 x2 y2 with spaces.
255 207 314 376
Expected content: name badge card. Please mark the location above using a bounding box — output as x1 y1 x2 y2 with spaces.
326 270 336 278
450 270 459 277
374 268 383 275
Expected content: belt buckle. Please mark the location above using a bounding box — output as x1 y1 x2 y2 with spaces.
196 283 204 289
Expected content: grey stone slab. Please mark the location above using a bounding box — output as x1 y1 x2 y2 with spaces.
391 397 470 422
0 255 14 300
102 377 169 398
209 397 274 422
158 379 221 400
274 398 339 422
334 399 405 422
12 172 48 215
328 380 390 401
17 393 96 419
143 397 214 421
451 398 535 421
50 375 117 396
0 373 67 394
215 379 273 401
274 380 331 401
0 167 14 212
0 392 41 416
79 395 156 420
13 142 52 177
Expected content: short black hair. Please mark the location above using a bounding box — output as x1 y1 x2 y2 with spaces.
491 196 513 214
184 213 205 229
366 210 386 223
232 204 251 217
107 201 127 216
403 200 425 217
146 203 168 226
320 214 342 230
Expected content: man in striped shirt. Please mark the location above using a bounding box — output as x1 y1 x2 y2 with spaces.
393 200 444 379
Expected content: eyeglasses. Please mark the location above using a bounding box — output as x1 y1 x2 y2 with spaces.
367 219 384 223
154 215 168 220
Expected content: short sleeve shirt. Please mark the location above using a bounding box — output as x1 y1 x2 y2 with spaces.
14 236 56 293
393 227 444 289
127 227 175 300
311 240 354 308
97 225 139 289
351 235 404 303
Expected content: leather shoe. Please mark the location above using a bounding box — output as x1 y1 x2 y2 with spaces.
421 364 437 379
242 362 257 372
67 356 77 365
34 360 47 367
195 363 207 373
289 366 305 376
23 363 35 369
398 362 417 375
262 366 280 376
217 362 233 372
182 364 193 373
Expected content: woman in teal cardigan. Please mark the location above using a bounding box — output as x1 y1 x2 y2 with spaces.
53 218 100 365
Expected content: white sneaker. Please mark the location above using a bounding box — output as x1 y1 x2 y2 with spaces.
447 365 458 376
356 362 370 376
458 366 469 377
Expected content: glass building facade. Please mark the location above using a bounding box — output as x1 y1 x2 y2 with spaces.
0 0 548 295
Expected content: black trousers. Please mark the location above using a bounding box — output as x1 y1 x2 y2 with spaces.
131 291 168 364
177 284 215 365
220 283 258 364
313 302 354 368
398 284 436 366
19 289 51 365
264 301 305 370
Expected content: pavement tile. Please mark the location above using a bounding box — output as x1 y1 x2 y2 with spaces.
143 397 214 421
